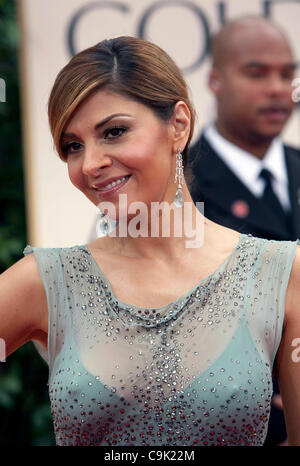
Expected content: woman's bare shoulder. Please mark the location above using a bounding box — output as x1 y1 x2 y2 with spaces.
285 243 300 324
1 252 43 287
0 254 48 356
205 222 242 253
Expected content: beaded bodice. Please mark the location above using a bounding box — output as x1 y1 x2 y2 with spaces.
24 233 299 446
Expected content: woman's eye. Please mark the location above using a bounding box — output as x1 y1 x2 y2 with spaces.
104 126 127 139
61 126 127 155
62 142 82 155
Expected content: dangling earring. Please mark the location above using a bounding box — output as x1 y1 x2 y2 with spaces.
95 209 118 238
174 148 184 208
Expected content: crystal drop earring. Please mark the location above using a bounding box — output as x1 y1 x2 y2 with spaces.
96 210 118 238
174 148 184 208
99 211 110 236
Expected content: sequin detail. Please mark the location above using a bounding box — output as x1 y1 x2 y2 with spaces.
23 234 300 446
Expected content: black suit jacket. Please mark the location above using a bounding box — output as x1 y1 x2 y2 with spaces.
189 134 300 242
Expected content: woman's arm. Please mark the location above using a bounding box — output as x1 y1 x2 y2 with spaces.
275 245 300 446
0 254 48 359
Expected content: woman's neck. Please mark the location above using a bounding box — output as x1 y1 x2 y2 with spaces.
94 184 207 261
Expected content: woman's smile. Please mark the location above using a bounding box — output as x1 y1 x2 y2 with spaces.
92 174 132 199
64 89 177 212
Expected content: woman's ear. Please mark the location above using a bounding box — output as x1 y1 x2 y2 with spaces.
170 101 191 152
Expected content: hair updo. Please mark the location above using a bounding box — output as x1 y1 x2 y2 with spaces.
48 35 196 170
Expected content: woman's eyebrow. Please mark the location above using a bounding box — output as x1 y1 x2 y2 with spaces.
61 113 132 139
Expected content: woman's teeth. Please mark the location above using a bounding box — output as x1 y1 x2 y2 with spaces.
98 175 130 191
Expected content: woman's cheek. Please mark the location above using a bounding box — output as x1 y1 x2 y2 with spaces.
67 162 85 192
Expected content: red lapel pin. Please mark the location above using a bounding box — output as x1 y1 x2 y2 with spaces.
231 200 249 218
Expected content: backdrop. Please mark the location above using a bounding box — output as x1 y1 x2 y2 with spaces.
17 0 300 247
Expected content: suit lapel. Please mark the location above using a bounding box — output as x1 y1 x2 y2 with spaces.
284 146 300 240
190 135 292 239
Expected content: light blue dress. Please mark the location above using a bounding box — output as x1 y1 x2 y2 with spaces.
23 232 300 446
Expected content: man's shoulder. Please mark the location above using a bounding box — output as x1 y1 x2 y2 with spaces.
189 132 216 167
189 134 300 162
284 143 300 159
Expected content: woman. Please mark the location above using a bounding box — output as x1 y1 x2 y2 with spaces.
1 36 300 446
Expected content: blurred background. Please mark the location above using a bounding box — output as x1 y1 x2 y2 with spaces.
0 0 55 446
0 0 299 445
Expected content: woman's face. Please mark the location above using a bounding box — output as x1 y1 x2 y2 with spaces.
61 89 180 220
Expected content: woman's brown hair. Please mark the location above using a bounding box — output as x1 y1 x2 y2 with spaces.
48 36 195 169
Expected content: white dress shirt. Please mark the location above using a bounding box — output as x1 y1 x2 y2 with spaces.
204 124 291 212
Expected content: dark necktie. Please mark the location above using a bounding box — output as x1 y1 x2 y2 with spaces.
259 167 291 230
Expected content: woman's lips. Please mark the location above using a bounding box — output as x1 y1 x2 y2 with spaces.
93 175 131 198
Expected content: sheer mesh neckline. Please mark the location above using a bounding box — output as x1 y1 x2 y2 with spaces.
82 232 244 312
24 233 297 445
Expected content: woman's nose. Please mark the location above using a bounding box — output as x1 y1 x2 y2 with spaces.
81 146 113 176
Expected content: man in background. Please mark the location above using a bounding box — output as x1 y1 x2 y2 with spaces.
189 16 300 445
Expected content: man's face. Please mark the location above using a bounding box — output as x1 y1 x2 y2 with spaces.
210 27 297 142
